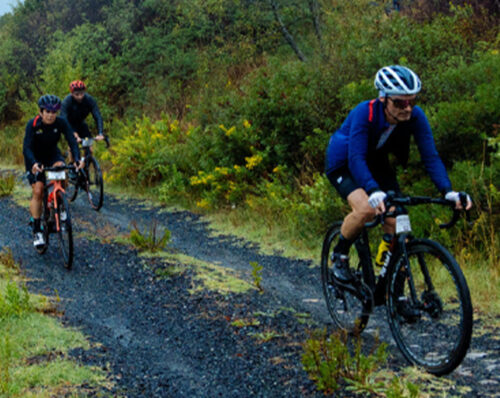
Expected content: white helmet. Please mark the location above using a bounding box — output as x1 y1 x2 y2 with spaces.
374 65 421 96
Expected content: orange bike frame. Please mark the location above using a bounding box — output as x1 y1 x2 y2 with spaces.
46 180 66 232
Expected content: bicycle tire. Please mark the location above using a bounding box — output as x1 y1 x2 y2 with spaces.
85 156 103 211
56 193 73 269
321 222 372 335
66 175 79 202
386 238 472 375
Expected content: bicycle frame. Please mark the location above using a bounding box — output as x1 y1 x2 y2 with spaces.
45 179 65 232
321 191 473 374
359 193 465 305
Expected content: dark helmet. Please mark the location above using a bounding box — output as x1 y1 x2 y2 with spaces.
69 80 86 92
37 94 62 112
374 65 421 96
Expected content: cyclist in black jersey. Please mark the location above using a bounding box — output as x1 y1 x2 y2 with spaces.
61 80 105 144
23 95 83 248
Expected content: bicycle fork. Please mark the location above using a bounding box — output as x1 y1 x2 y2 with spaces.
393 235 423 320
48 190 63 232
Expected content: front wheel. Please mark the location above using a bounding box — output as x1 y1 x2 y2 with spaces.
56 193 73 269
386 238 473 375
321 222 372 335
66 173 79 202
85 156 103 211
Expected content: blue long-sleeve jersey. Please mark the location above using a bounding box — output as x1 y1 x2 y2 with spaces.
325 98 451 194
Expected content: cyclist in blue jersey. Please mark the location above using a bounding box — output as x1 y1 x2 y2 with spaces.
61 80 105 144
325 65 472 283
23 95 84 247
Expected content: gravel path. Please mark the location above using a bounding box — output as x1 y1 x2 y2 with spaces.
0 182 498 397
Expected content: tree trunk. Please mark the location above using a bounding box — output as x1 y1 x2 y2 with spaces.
269 0 306 62
308 0 322 44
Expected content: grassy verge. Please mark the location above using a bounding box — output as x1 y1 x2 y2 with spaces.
102 176 500 321
0 248 111 397
195 203 500 322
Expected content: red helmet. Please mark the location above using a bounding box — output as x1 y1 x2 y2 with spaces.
69 80 86 92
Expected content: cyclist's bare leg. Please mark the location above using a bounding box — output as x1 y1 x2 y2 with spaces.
341 189 396 236
30 182 44 219
332 188 377 281
340 189 376 239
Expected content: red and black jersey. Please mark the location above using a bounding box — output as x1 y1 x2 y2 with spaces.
23 115 80 171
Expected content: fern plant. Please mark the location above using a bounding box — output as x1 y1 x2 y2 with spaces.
129 220 171 253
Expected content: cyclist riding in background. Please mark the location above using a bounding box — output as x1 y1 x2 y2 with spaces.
61 80 105 145
325 65 472 283
23 95 83 248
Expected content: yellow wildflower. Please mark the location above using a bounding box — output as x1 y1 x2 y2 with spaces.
196 199 210 209
245 154 263 170
225 126 236 137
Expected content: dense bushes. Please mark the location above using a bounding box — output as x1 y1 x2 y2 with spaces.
0 0 499 263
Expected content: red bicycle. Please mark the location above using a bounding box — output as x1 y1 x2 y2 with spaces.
35 165 74 269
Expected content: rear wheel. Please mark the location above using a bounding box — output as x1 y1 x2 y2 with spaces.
56 193 73 269
85 157 103 211
321 222 373 335
386 239 472 375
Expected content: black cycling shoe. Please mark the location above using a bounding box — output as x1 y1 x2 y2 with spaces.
331 253 354 283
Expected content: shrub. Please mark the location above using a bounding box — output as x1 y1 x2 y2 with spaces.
0 174 15 197
302 328 421 397
0 282 31 320
104 115 198 188
129 220 171 253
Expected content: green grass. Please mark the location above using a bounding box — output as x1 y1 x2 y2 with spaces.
140 251 256 295
96 181 500 319
205 207 321 260
0 253 111 397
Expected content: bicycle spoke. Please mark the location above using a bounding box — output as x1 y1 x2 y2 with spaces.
56 194 73 269
387 239 472 375
321 223 372 335
86 157 103 210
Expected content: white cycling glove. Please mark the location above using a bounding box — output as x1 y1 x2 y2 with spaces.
445 191 471 205
368 190 387 208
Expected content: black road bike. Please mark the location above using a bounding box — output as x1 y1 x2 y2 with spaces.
35 165 75 269
321 192 473 375
67 136 109 211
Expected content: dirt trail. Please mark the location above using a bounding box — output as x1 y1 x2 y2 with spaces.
0 184 498 397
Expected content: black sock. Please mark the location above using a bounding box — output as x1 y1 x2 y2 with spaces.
334 234 353 255
33 218 41 233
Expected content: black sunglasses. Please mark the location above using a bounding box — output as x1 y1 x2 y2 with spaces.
388 97 417 109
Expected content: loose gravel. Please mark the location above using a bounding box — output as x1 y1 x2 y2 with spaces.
0 185 498 397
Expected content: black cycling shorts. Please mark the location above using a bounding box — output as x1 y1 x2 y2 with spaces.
72 122 91 139
327 163 400 200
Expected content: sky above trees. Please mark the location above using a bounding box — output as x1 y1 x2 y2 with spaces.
0 1 15 16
